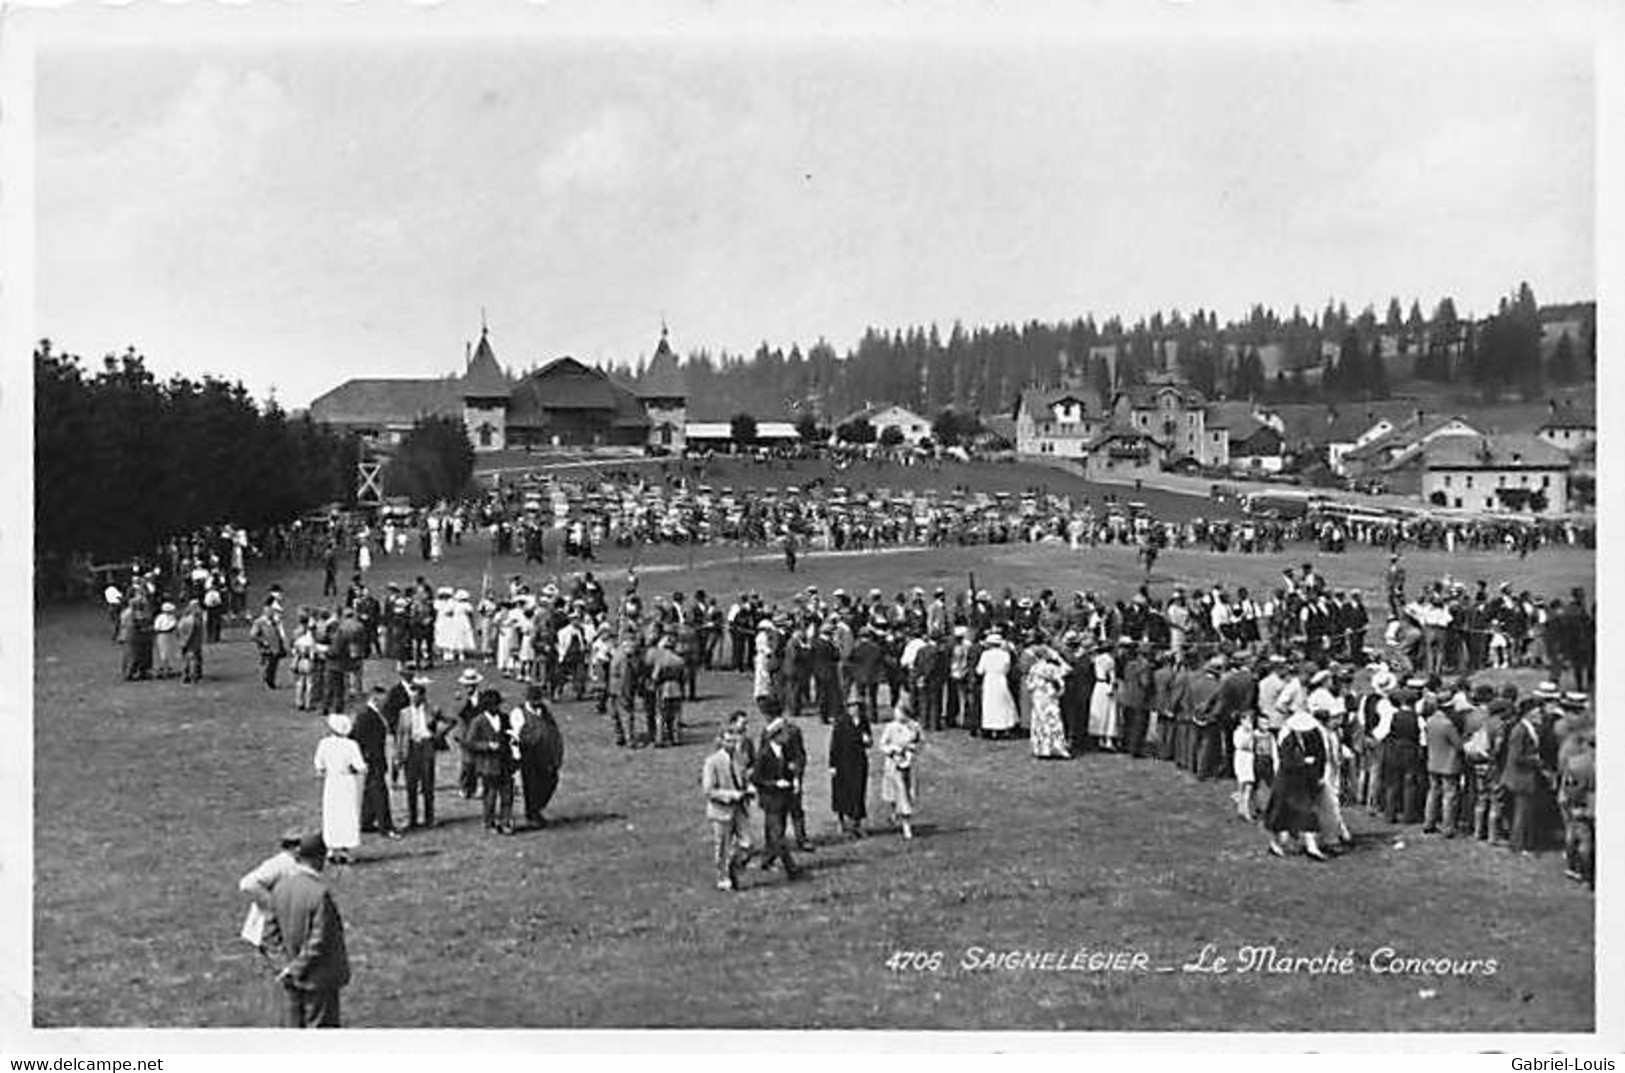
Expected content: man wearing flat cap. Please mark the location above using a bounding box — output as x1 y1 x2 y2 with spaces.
263 832 351 1028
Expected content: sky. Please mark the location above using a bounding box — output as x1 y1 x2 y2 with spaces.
30 6 1599 410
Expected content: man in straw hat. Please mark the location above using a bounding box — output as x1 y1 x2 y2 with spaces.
396 674 453 830
454 667 486 797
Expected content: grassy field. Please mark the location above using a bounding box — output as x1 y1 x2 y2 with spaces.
33 535 1594 1031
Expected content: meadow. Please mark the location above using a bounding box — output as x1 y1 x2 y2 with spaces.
32 515 1594 1031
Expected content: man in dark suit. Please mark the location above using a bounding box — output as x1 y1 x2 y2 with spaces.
351 686 401 839
750 721 802 881
759 696 814 853
1499 699 1549 854
263 833 351 1028
515 685 565 828
466 689 516 834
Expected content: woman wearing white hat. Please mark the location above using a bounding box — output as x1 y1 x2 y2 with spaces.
314 713 366 864
975 632 1018 739
152 601 180 679
448 589 477 660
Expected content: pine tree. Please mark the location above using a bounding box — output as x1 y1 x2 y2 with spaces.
1549 330 1577 385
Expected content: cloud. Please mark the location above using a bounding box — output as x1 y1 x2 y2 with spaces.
534 105 650 194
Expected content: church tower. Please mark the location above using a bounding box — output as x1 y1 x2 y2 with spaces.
638 323 688 452
461 325 510 453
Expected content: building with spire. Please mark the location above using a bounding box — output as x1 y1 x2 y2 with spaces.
308 322 686 454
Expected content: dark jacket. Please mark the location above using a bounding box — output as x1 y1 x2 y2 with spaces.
464 710 512 778
1499 717 1545 794
264 867 350 994
350 702 391 768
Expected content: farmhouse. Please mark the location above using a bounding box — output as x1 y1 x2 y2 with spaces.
1339 410 1481 490
1422 434 1571 515
1207 401 1286 474
309 324 686 453
1537 403 1595 455
841 404 933 445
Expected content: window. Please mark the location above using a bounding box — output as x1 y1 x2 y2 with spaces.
1542 475 1550 488
1454 498 1462 509
1466 475 1474 489
1443 475 1451 488
478 423 493 448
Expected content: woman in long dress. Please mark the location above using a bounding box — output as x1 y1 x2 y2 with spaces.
976 632 1019 740
1088 642 1121 750
1027 646 1072 759
879 698 923 839
314 713 366 864
433 587 456 663
449 589 477 659
1265 708 1330 860
829 699 873 838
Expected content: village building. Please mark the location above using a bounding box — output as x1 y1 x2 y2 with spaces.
1536 401 1596 455
1013 386 1111 459
840 403 933 445
308 324 686 454
1337 410 1481 491
1422 433 1571 515
684 420 800 451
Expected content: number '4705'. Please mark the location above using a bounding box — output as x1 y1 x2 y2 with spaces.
885 951 943 972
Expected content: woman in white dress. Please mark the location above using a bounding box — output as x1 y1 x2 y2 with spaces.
878 698 923 839
433 587 456 663
313 713 365 864
449 589 477 659
976 632 1019 740
1088 641 1121 750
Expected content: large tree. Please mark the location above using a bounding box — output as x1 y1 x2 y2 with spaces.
383 414 476 507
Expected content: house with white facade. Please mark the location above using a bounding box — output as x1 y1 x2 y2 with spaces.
1422 434 1571 515
1013 387 1111 458
842 404 933 446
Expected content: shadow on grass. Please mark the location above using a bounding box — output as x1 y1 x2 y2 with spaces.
514 811 627 833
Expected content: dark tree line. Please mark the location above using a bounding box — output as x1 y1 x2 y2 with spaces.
625 289 1591 419
35 341 360 569
382 415 476 507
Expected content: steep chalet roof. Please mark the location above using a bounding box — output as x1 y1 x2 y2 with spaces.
1204 400 1272 435
308 378 462 426
1116 383 1205 410
1538 406 1596 430
1423 433 1570 470
638 332 688 400
461 330 510 398
1343 412 1477 465
1015 385 1109 421
507 357 650 429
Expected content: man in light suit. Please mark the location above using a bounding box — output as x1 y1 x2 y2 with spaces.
701 727 753 891
263 833 351 1028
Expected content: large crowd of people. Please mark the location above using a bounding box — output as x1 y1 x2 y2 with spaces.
197 488 1596 1025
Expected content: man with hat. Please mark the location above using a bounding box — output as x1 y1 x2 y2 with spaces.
647 633 687 748
466 688 517 834
262 832 351 1028
238 826 307 953
395 674 453 830
454 668 485 796
757 694 814 854
1471 696 1513 842
1500 695 1552 855
351 685 401 840
1422 690 1464 838
751 697 805 880
1381 680 1427 825
513 683 566 828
